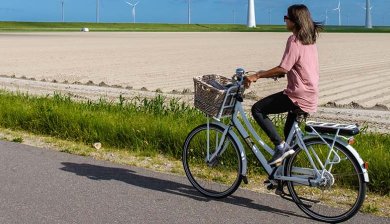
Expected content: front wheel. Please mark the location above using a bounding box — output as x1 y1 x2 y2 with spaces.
285 138 366 223
182 123 242 198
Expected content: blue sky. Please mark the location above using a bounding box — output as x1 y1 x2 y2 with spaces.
0 0 389 26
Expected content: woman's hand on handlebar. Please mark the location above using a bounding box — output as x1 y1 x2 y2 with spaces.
244 74 258 89
244 70 264 89
244 67 287 88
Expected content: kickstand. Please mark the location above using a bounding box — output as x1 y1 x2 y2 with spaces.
276 182 315 208
276 184 301 204
275 181 288 196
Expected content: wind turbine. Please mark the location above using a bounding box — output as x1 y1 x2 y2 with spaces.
188 0 191 24
61 0 64 22
325 9 329 25
333 0 341 26
96 0 100 23
365 0 373 28
232 9 236 24
247 0 256 28
125 1 139 24
268 9 271 25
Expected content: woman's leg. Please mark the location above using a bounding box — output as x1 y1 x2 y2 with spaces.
284 111 297 140
251 91 297 146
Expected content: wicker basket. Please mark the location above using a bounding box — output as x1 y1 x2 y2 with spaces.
193 74 236 117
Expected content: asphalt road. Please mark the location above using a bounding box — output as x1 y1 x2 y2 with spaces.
0 141 388 224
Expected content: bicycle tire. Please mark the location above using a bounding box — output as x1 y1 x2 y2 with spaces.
182 123 242 198
285 138 366 223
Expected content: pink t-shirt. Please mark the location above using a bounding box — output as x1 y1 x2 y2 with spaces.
279 35 319 113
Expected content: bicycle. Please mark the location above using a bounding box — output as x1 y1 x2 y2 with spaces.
182 68 369 223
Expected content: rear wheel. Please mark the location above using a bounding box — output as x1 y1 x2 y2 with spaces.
285 138 366 223
182 123 242 198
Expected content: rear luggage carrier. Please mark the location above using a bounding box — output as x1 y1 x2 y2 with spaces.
305 121 360 136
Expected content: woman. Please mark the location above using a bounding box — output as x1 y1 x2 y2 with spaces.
244 4 323 166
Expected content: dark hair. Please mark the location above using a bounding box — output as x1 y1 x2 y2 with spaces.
287 4 323 45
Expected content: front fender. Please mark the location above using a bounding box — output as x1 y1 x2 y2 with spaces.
211 122 248 176
303 135 369 183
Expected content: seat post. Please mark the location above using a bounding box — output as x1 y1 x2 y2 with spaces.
293 109 309 125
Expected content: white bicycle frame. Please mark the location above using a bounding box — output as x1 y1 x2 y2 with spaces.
206 83 369 186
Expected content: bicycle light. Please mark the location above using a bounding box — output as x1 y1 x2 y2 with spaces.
348 137 356 145
363 161 369 170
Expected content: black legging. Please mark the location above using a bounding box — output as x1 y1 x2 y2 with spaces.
251 91 300 146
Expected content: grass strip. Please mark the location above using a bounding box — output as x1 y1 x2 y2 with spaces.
0 90 388 195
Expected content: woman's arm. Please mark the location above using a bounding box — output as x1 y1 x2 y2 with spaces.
244 66 288 88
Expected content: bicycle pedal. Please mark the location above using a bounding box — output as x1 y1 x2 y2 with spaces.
264 179 277 190
266 183 277 190
275 188 284 196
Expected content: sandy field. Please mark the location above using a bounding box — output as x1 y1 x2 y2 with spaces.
0 32 389 132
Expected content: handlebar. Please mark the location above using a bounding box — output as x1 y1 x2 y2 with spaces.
232 68 285 86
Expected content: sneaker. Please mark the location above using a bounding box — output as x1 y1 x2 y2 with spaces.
268 144 294 166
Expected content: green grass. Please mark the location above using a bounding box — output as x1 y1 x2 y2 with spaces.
0 90 389 195
354 132 390 194
0 21 390 32
0 21 277 32
0 91 204 158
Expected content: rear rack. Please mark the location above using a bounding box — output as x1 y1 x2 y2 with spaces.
305 121 360 136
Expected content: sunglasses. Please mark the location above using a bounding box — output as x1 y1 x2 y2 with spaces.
284 15 290 21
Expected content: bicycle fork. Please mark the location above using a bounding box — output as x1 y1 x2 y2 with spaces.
205 119 232 166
